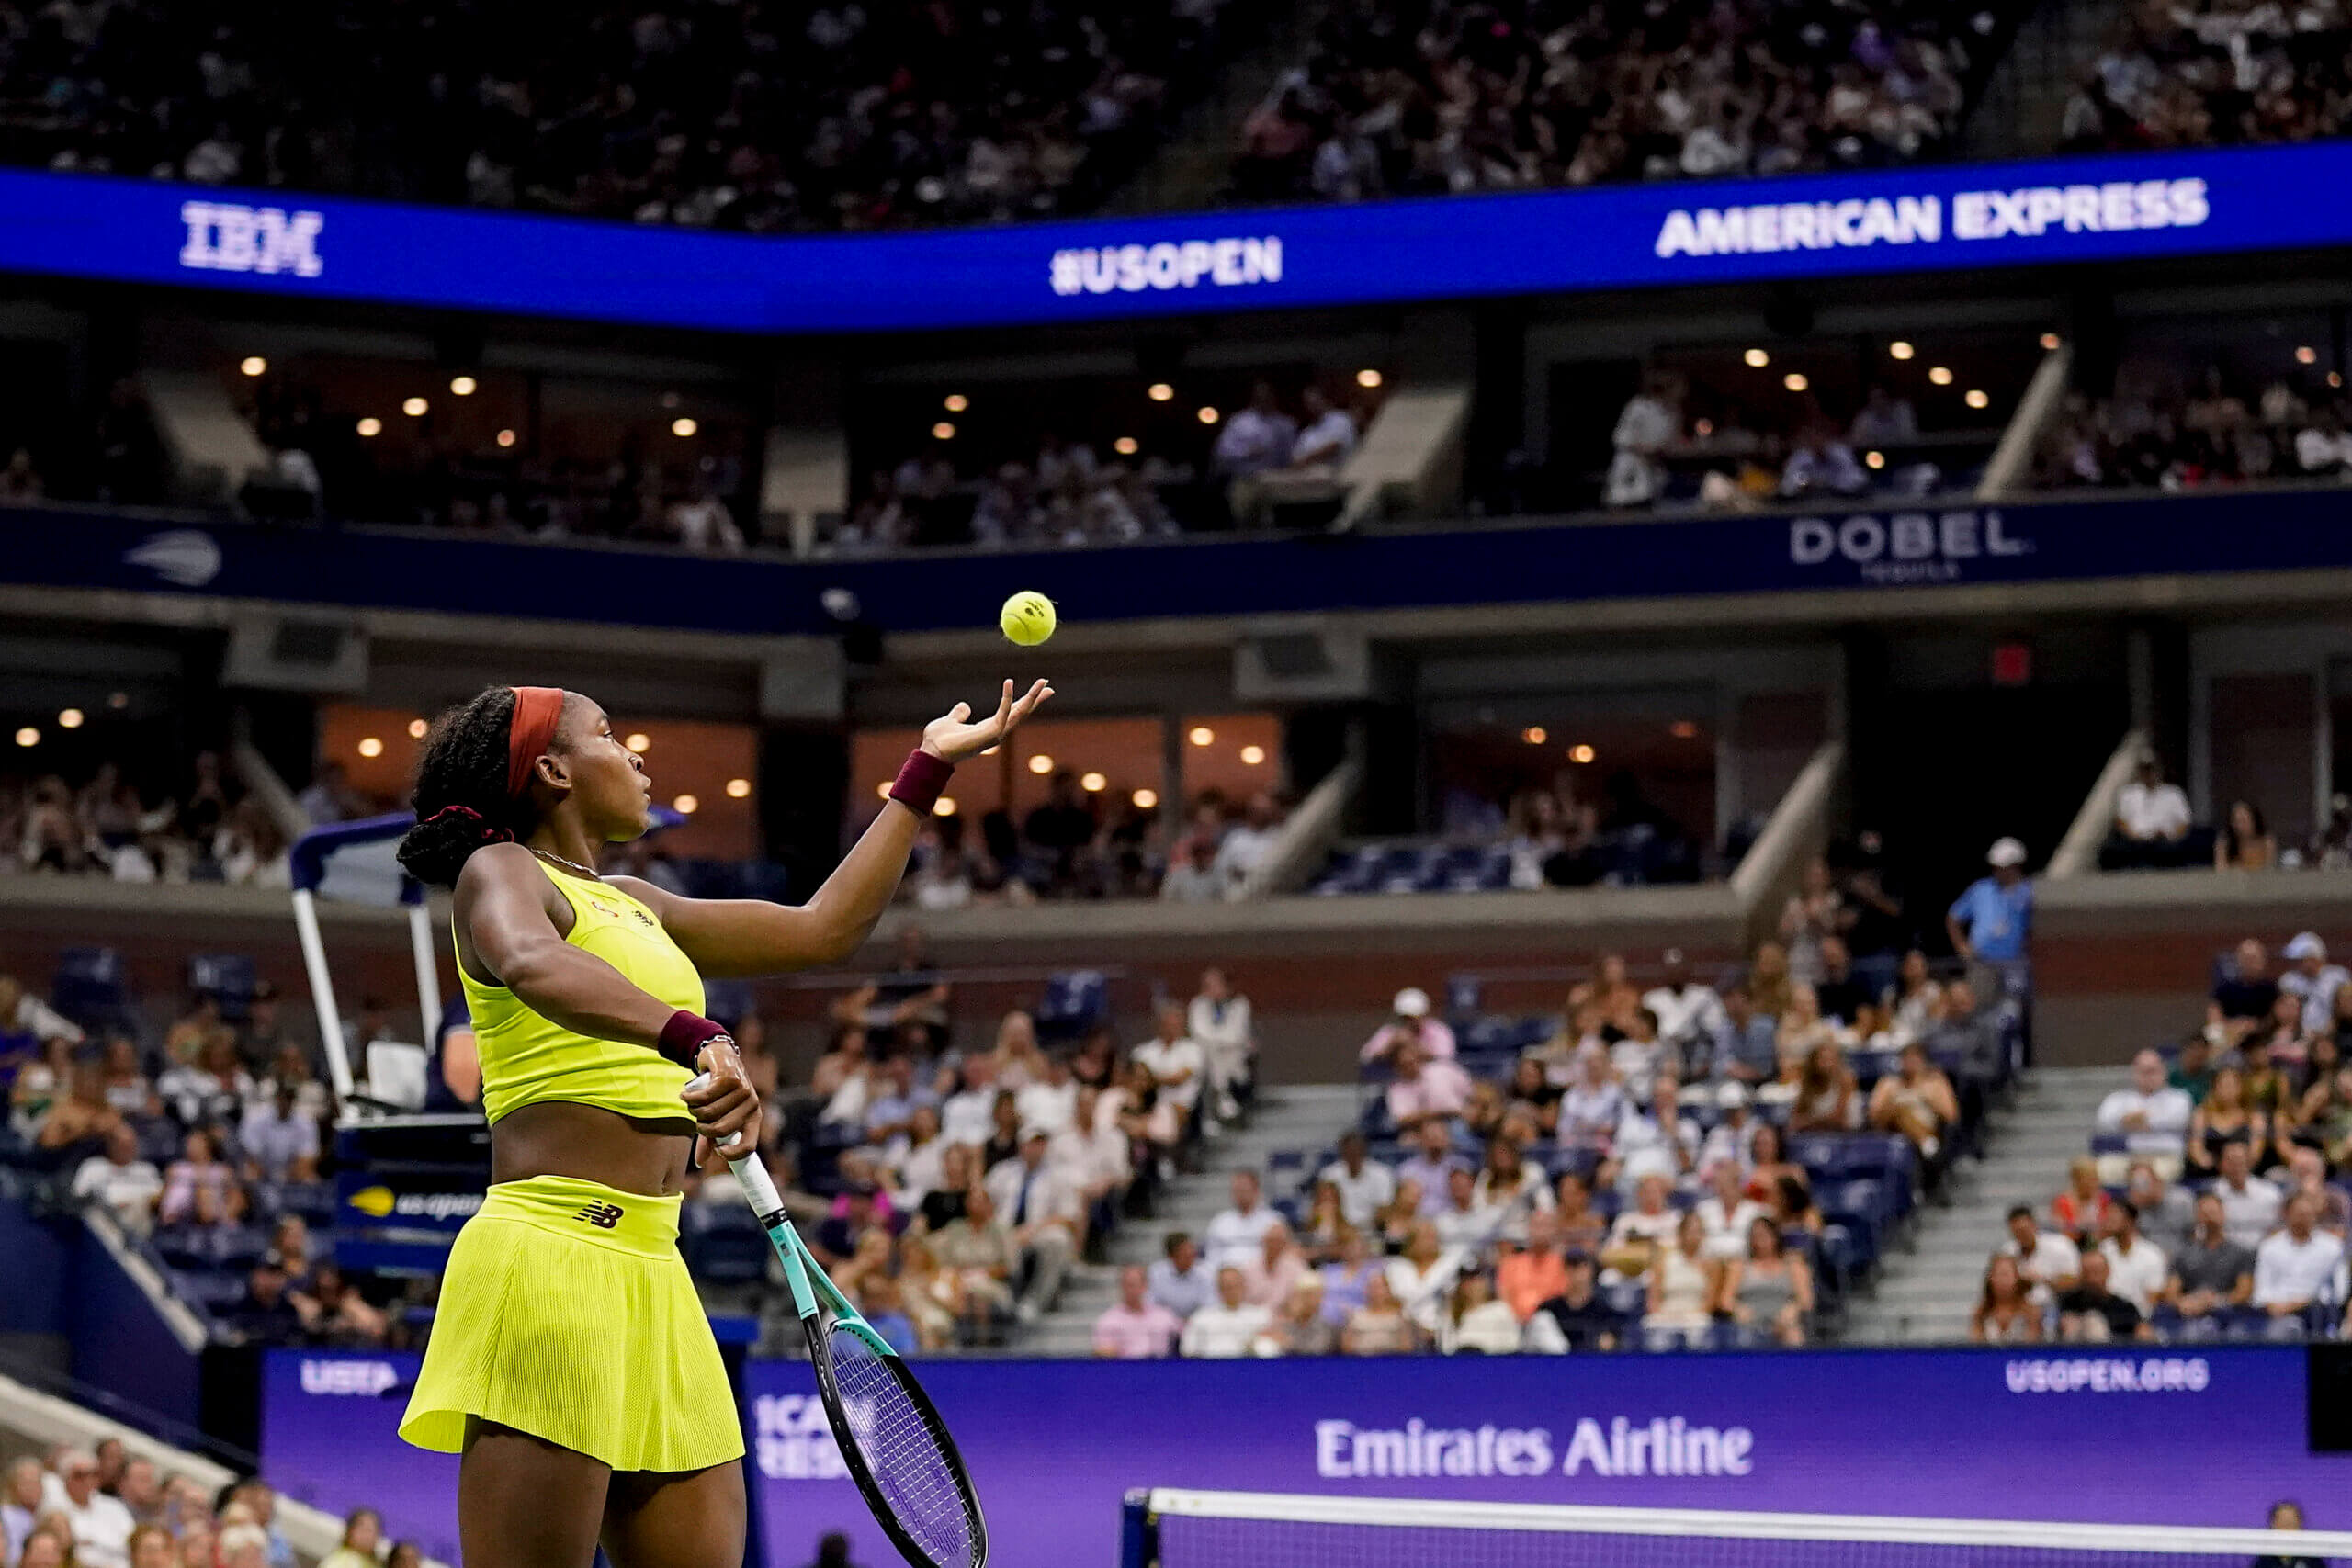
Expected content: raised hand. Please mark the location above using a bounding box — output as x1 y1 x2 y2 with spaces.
920 678 1055 764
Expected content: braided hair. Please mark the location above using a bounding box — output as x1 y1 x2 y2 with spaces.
396 686 548 887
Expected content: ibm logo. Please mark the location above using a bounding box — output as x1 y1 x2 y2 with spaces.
179 201 323 277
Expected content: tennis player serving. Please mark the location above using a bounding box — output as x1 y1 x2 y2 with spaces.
392 678 1049 1568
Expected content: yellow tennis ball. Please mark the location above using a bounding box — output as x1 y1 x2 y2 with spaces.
1000 591 1056 647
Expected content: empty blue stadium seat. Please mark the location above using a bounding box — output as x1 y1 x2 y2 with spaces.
681 1204 773 1285
1035 970 1109 1042
53 948 129 1029
187 954 257 1021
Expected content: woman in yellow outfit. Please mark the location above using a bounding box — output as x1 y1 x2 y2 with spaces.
392 676 1050 1568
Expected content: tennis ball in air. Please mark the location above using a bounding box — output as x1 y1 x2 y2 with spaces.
1000 591 1057 647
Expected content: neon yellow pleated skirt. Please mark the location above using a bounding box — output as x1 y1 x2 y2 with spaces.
400 1174 745 1473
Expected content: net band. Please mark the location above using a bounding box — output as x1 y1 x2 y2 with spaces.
1132 1489 2352 1564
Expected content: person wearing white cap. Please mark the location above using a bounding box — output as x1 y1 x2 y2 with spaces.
1361 986 1457 1066
1947 838 2032 964
2279 932 2350 1037
982 1122 1081 1322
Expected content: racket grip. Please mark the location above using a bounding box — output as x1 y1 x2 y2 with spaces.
731 1153 786 1222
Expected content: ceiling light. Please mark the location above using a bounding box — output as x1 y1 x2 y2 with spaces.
673 794 698 814
239 356 266 378
1865 449 1885 469
496 428 517 447
672 417 698 437
356 417 382 437
1928 367 1953 386
356 737 384 758
725 778 752 798
57 708 83 729
408 718 429 739
944 393 968 412
13 728 36 748
1188 726 1215 747
1783 372 1808 392
1889 341 1915 360
1080 772 1107 792
1028 754 1054 774
402 397 428 417
1148 382 1175 401
626 733 651 753
1570 744 1596 764
931 421 954 440
1669 720 1698 739
1521 727 1547 745
1114 436 1138 456
1240 745 1267 765
1965 389 1991 410
1743 348 1770 368
2040 333 2061 351
1132 788 1159 809
1196 407 1220 425
2297 346 2318 366
932 796 957 817
450 375 478 396
1356 368 1384 389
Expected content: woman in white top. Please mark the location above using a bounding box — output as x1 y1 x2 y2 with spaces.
1883 949 1946 1046
1470 1136 1553 1244
1643 1210 1720 1350
1385 1220 1464 1336
1694 1160 1769 1260
1186 968 1255 1124
1439 1271 1524 1355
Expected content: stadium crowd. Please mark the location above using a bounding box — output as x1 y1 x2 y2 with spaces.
0 750 284 888
2035 367 2352 492
2095 749 2346 873
1232 0 2009 204
1982 930 2352 1344
894 784 1288 906
2060 0 2352 154
0 0 1251 231
0 1442 405 1568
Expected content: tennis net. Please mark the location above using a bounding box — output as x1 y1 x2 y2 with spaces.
1122 1490 2352 1568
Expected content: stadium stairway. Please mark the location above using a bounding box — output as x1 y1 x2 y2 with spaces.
1840 1066 2114 1344
1020 1084 1363 1356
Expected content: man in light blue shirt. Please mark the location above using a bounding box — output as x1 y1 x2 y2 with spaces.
1947 837 2033 963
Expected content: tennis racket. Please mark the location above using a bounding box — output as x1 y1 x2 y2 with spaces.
730 1152 988 1568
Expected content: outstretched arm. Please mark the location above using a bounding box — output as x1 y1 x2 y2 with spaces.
628 679 1053 976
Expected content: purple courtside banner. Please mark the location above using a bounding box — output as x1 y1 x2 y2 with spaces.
264 1347 2348 1568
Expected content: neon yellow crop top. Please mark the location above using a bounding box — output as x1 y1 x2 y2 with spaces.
458 861 702 1126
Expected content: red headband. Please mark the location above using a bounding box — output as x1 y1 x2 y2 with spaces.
505 686 565 799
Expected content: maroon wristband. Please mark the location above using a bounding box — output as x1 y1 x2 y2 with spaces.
888 747 954 817
658 1010 731 1070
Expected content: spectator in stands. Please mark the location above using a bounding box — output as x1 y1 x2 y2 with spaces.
1387 1220 1464 1337
2282 934 2350 1036
2188 1067 2269 1177
51 1450 132 1568
130 1525 174 1568
985 1126 1080 1322
1809 939 1872 1029
1239 1222 1310 1309
1204 1169 1282 1271
1694 1158 1769 1262
1849 386 1919 449
928 1187 1017 1344
2255 1193 2344 1339
1870 1042 1958 1167
1318 1130 1396 1232
1181 1267 1272 1358
4 1457 43 1562
294 1264 389 1348
0 975 83 1047
1601 1173 1680 1281
1495 1210 1568 1321
1949 840 2034 979
1216 383 1300 526
0 448 40 503
2213 1138 2284 1248
1780 423 1869 499
1385 1040 1473 1133
1363 987 1461 1068
1788 1042 1860 1134
238 1082 321 1185
1606 374 1682 509
1524 1251 1618 1352
157 1129 243 1229
1640 1210 1718 1350
1721 1216 1814 1348
2167 1190 2255 1338
1970 1253 2044 1344
1264 1276 1340 1356
317 1509 380 1568
2216 801 2278 872
2052 1156 2113 1247
1133 1002 1207 1128
2105 752 2196 870
1289 388 1360 476
1318 1226 1383 1322
1188 967 1255 1125
73 1124 164 1235
1340 1273 1418 1356
1158 834 1222 903
2122 1162 2190 1259
2054 1250 2151 1343
2098 1048 2196 1157
1641 949 1724 1072
1395 1119 1465 1215
1147 1231 1214 1320
2212 939 2281 1043
1555 1044 1626 1153
1710 983 1780 1086
1433 1167 1499 1255
2002 1203 2083 1299
1439 1272 1523 1355
1093 1265 1182 1358
1204 792 1282 898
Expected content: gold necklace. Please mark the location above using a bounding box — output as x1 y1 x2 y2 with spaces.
531 847 601 880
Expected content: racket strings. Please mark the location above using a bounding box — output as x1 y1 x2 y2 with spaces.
829 1327 980 1568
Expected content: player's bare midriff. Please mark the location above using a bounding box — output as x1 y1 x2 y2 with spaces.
490 1100 698 1196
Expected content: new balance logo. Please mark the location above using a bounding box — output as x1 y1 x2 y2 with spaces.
575 1202 625 1230
179 201 324 276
